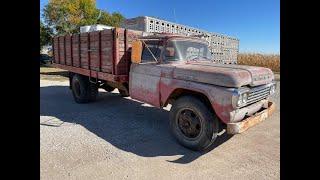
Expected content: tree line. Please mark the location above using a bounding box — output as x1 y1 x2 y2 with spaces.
40 0 125 51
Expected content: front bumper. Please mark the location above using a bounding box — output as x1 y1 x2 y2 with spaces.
226 101 275 134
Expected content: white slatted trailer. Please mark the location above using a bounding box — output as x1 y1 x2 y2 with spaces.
121 16 239 64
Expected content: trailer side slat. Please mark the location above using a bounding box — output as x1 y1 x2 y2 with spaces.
70 35 73 66
58 36 65 65
87 33 90 69
80 33 89 69
99 31 102 72
57 36 60 64
78 34 81 67
52 27 143 83
63 36 67 65
65 35 72 66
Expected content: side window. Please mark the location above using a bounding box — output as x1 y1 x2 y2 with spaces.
141 40 162 63
164 41 183 61
164 41 179 61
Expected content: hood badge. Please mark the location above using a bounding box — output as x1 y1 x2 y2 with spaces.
254 74 269 81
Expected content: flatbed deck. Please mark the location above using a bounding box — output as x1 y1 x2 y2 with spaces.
53 63 128 82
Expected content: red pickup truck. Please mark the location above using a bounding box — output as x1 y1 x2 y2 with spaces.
52 27 276 151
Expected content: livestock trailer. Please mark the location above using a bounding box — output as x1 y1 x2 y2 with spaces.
121 16 239 64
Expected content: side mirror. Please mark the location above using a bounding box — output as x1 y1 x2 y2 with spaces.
165 47 175 57
131 40 142 64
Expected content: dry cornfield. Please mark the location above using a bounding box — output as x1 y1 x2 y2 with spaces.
237 53 280 72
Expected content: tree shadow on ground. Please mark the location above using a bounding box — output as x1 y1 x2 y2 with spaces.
40 85 233 164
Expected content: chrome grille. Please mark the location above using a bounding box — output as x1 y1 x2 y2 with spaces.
247 85 271 104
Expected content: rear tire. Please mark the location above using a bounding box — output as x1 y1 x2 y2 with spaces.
169 96 219 151
71 74 98 103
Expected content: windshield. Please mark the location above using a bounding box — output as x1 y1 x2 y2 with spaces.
164 39 212 62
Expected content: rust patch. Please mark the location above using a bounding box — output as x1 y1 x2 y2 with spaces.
226 101 276 134
130 86 160 107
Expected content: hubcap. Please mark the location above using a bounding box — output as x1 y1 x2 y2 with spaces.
177 109 201 138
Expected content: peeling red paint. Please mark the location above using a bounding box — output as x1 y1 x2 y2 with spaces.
211 102 231 123
158 74 235 123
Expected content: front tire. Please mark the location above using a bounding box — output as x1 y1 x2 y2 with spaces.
71 74 98 103
169 96 219 151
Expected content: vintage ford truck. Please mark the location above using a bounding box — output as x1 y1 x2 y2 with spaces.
52 28 276 151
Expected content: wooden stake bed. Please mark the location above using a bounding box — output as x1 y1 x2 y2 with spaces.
52 27 144 83
53 63 129 82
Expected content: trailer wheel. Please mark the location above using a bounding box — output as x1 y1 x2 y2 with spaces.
71 74 98 103
169 96 219 151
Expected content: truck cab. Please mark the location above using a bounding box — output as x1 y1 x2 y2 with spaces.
128 34 276 150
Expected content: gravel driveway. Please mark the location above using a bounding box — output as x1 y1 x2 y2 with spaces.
40 79 280 180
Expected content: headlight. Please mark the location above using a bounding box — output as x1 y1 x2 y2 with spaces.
242 93 248 103
236 94 243 106
233 90 249 108
270 84 276 95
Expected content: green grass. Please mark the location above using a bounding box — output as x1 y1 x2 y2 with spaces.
40 64 68 81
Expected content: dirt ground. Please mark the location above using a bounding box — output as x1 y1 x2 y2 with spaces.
40 76 280 179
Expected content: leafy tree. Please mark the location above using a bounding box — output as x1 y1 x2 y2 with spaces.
40 20 53 51
97 11 125 27
43 0 125 35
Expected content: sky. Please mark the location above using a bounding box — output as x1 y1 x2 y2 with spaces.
40 0 280 54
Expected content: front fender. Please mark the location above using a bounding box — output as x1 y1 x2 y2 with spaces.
159 77 235 123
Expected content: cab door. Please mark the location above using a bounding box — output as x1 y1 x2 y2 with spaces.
129 40 163 107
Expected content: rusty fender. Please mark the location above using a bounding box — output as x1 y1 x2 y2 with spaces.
159 76 235 124
226 101 276 134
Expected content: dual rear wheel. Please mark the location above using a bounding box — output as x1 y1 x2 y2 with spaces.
71 74 98 103
71 74 129 103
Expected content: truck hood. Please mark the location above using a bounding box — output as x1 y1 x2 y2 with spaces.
172 62 274 87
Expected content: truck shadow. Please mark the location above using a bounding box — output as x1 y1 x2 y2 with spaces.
40 71 69 77
40 85 233 164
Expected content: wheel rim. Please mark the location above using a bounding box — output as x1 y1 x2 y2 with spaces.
73 79 81 98
177 109 202 139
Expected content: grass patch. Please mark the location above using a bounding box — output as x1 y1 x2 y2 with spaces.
40 64 68 81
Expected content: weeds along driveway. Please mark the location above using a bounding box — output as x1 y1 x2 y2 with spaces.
40 79 280 179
